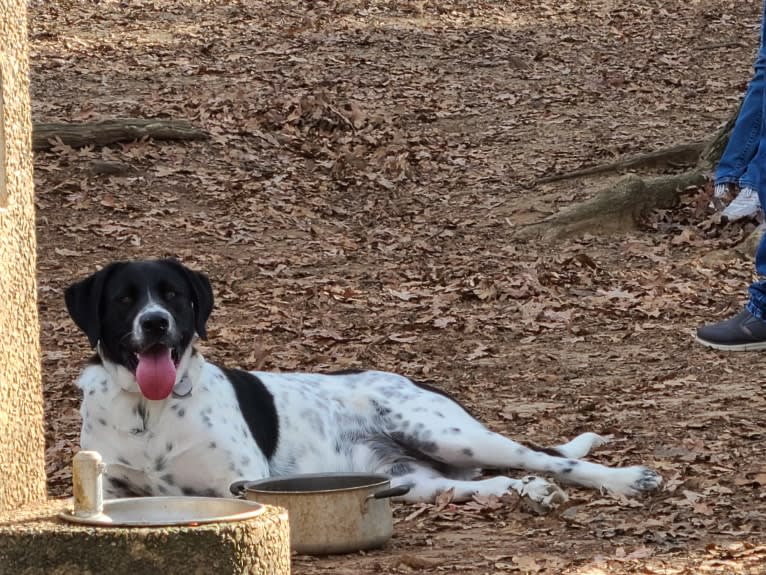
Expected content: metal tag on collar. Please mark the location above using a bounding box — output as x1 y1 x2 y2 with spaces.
172 376 192 398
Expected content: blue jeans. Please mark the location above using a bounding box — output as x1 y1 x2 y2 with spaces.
715 0 766 318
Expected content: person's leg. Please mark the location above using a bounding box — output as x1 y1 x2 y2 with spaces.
696 174 766 350
746 188 766 325
714 2 766 219
696 226 766 350
696 3 766 349
715 77 763 192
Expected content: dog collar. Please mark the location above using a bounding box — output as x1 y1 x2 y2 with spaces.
172 375 193 398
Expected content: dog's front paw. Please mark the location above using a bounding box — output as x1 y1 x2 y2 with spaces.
519 475 567 514
603 466 663 496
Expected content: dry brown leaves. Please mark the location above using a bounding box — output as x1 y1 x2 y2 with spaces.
28 0 766 573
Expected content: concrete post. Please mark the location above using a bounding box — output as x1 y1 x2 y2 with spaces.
0 0 47 510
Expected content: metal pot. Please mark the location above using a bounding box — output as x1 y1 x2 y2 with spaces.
230 473 409 555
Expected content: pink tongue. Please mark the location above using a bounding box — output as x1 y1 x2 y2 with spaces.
136 347 176 400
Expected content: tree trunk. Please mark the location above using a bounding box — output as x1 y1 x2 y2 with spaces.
697 100 740 171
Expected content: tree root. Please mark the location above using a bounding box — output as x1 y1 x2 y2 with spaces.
699 223 764 267
536 142 706 185
735 223 765 258
519 105 739 241
515 171 707 242
33 119 209 151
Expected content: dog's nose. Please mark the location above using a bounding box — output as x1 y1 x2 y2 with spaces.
140 312 170 335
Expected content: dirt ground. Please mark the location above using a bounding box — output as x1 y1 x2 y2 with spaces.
28 1 766 573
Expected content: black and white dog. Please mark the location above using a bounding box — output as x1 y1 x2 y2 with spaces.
65 259 661 510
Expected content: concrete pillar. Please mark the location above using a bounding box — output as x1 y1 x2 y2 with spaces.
0 0 47 510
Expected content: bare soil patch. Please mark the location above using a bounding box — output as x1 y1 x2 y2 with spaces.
30 1 766 573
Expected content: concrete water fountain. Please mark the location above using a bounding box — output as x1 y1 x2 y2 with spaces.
61 452 268 528
0 451 291 574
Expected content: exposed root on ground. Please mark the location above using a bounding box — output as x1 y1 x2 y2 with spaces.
33 119 208 151
519 106 740 242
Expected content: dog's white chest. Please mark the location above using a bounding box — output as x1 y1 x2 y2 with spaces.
78 364 269 497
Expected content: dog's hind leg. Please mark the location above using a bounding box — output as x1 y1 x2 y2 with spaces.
383 410 660 497
368 379 660 497
418 427 661 496
382 461 566 511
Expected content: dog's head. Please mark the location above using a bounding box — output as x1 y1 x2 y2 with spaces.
65 259 213 400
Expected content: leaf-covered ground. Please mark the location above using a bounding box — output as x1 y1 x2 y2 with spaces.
30 1 766 573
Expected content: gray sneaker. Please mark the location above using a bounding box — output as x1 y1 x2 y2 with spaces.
695 308 766 351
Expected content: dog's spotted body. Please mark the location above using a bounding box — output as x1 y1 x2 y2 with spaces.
66 259 662 509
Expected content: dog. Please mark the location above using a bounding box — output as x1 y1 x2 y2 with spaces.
65 258 662 510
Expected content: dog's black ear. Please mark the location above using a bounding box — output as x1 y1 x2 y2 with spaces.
163 259 214 340
64 262 123 348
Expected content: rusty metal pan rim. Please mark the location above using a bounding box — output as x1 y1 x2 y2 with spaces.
240 472 391 496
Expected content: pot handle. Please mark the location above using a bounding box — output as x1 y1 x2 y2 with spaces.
229 480 251 497
368 485 411 500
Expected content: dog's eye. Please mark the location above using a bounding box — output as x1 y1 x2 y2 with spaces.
119 295 133 305
165 290 177 300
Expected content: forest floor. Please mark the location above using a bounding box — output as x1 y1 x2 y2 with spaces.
29 1 766 573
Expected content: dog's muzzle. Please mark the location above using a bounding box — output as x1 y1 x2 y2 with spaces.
131 308 181 400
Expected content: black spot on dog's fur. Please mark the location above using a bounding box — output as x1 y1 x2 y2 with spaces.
135 402 148 431
108 477 150 497
220 367 279 460
323 368 368 376
462 448 474 457
390 431 438 454
181 486 198 496
160 473 175 486
411 379 474 416
371 399 392 417
561 460 579 474
107 477 130 494
390 462 415 476
182 487 219 497
520 441 565 457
